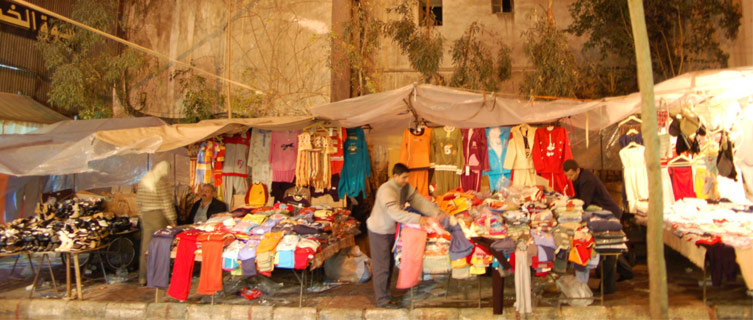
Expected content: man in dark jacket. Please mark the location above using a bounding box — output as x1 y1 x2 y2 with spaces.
190 184 228 223
564 159 634 294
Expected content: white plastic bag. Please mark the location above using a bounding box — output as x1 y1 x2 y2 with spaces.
324 246 372 283
555 274 594 306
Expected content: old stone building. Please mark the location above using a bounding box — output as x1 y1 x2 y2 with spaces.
0 0 751 119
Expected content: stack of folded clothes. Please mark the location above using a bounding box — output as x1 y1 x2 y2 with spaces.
552 199 584 230
587 210 622 232
592 230 628 253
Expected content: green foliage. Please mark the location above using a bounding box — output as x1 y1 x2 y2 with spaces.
229 67 265 117
449 22 512 92
567 0 742 96
342 2 384 96
384 0 444 83
520 13 579 98
179 74 224 123
35 0 144 119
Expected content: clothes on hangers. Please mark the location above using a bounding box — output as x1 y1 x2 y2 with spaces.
431 126 465 195
248 128 273 187
484 127 512 191
339 128 371 199
400 128 432 195
504 124 537 187
532 126 574 196
270 130 300 183
222 132 250 204
460 128 490 192
619 144 648 212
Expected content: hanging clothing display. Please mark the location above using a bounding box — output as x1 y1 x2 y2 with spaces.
431 126 464 195
270 130 300 183
619 144 648 213
484 127 512 191
460 128 490 192
212 142 226 200
668 166 696 201
400 127 432 195
338 128 371 198
222 132 250 204
194 140 222 191
167 230 200 301
248 128 273 188
504 124 537 187
296 129 332 192
329 127 347 175
514 239 532 314
245 183 269 207
531 126 574 196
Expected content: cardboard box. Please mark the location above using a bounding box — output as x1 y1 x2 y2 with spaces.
104 193 139 217
231 194 246 210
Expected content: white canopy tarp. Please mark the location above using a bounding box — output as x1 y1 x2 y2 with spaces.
311 66 753 134
95 115 315 153
0 117 166 177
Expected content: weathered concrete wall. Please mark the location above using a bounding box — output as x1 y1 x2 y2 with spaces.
371 0 585 95
728 0 753 68
123 0 332 118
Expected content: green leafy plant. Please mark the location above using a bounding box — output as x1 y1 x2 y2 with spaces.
179 74 224 123
384 0 444 84
341 1 384 96
520 6 579 98
35 0 144 119
449 22 512 92
567 0 741 96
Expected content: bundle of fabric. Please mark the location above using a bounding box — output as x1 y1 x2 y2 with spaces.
422 220 452 275
592 230 628 253
587 211 622 232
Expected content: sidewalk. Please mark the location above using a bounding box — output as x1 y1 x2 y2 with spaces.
0 248 750 319
0 297 750 320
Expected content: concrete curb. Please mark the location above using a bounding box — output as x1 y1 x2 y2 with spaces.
3 298 751 319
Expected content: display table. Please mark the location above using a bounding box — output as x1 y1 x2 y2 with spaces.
155 233 357 306
635 219 753 303
60 242 112 300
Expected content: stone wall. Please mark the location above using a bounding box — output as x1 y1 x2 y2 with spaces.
370 0 585 95
123 0 332 119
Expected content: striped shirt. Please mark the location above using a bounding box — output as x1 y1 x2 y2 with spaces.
136 180 177 224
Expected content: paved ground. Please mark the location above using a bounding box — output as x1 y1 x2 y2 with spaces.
0 242 750 312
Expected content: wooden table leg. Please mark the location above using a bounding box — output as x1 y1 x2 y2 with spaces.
73 253 83 300
66 253 71 298
29 254 41 298
26 253 35 276
44 254 59 295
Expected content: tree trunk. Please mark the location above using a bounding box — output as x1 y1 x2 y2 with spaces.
626 0 668 319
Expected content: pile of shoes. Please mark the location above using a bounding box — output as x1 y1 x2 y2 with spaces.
0 198 133 253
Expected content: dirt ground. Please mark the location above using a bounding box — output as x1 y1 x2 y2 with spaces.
0 234 750 310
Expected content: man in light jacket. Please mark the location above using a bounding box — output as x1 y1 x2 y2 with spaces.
367 163 447 308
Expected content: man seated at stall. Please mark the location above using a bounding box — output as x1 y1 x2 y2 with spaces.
563 159 634 294
190 184 228 224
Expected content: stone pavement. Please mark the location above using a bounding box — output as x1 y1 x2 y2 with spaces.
0 297 751 320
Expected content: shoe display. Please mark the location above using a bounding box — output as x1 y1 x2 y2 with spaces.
2 198 131 253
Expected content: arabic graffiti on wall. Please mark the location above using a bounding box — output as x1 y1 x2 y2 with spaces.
0 0 72 40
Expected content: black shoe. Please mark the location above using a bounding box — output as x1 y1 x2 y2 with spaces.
377 303 401 309
593 288 615 295
617 275 634 282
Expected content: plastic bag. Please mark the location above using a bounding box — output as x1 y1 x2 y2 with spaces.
555 274 593 306
324 246 372 283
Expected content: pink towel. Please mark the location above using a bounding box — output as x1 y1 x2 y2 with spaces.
396 226 427 289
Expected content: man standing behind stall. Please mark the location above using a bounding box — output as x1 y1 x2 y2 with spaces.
190 184 228 224
136 161 177 285
563 159 634 294
367 163 447 308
